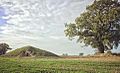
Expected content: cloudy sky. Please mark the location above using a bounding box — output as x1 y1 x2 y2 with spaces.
0 0 119 55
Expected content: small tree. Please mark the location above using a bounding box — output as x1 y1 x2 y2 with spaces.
62 53 68 56
0 43 12 55
65 0 120 53
79 53 84 56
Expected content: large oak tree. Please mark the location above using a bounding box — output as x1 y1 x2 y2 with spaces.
64 0 120 53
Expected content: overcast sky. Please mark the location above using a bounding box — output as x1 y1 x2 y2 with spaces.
0 0 119 55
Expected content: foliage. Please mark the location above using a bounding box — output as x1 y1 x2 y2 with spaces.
0 43 12 55
65 0 120 53
79 53 84 56
62 53 68 56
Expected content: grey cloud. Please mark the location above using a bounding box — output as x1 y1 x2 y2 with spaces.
0 0 96 55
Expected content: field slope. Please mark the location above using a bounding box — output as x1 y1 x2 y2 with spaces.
4 46 59 57
0 57 120 73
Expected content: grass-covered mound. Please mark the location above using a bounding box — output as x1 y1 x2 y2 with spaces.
4 46 59 57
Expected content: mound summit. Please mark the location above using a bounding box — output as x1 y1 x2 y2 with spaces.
5 46 59 57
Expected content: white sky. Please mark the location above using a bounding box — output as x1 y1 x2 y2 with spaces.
0 0 119 55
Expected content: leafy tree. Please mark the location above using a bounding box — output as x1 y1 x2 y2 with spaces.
79 53 84 56
62 53 68 56
0 43 12 55
64 0 120 53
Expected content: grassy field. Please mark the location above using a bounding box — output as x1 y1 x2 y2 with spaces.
0 57 120 73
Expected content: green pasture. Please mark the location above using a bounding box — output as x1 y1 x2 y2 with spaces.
0 57 120 73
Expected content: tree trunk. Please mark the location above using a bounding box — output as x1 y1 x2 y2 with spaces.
97 42 105 53
98 47 104 53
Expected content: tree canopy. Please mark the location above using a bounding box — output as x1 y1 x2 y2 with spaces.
0 43 12 55
64 0 120 53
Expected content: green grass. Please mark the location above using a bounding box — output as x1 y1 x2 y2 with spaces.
4 46 59 57
0 57 120 73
